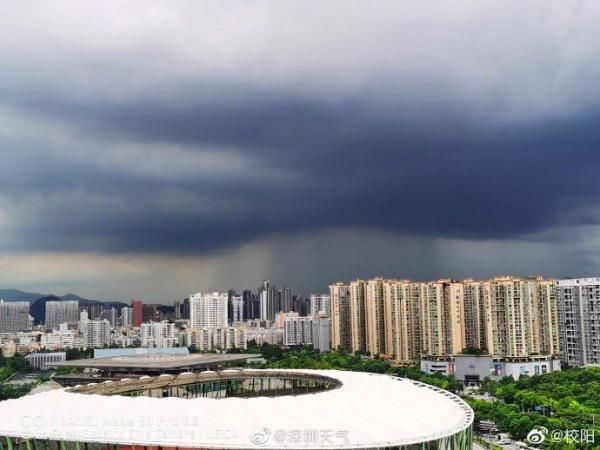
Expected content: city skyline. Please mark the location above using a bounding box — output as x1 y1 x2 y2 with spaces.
0 271 589 305
3 2 600 301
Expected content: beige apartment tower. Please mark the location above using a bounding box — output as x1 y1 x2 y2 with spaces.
481 276 560 358
349 279 367 353
365 277 387 356
383 280 413 362
329 282 352 351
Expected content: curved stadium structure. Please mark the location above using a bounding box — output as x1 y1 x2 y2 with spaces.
0 369 473 450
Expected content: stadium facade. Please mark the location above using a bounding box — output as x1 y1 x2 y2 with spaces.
0 369 473 450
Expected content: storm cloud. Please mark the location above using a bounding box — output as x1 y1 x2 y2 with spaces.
1 1 600 299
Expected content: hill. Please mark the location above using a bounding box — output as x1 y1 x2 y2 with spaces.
0 289 46 302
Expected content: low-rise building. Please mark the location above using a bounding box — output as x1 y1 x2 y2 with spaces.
420 354 561 383
25 352 67 370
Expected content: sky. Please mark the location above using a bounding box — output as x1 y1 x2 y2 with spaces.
2 1 600 302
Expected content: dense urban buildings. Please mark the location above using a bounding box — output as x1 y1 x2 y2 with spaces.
330 276 561 366
2 274 592 381
0 281 313 354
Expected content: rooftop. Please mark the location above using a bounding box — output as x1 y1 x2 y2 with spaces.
51 353 262 372
0 369 473 449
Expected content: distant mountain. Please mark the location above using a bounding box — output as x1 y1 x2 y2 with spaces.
0 289 108 304
61 293 86 301
0 289 46 302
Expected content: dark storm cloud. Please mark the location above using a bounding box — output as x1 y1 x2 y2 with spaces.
2 0 600 258
3 80 600 255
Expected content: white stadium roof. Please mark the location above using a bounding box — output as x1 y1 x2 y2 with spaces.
0 369 473 449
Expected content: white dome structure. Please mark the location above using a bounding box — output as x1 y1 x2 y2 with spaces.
0 369 473 450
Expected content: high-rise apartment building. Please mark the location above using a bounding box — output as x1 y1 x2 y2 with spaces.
481 276 558 358
462 279 486 350
120 306 133 328
309 294 331 318
349 280 367 353
99 307 117 328
230 294 244 323
280 287 294 313
365 278 386 356
189 292 228 329
382 280 414 362
82 319 111 348
45 300 79 330
331 275 560 363
143 304 159 323
243 290 260 320
312 317 331 352
174 298 190 320
0 301 30 333
293 296 310 316
132 300 144 327
557 277 600 366
442 280 466 355
259 280 280 321
283 316 313 346
182 327 247 351
537 278 561 356
329 283 352 351
79 310 88 333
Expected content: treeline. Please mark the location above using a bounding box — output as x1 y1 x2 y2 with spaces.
245 343 462 391
469 368 600 449
0 353 28 381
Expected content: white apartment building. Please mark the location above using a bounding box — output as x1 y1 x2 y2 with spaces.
557 277 600 366
82 319 111 348
180 327 247 351
189 292 228 328
310 294 331 318
79 310 88 333
0 301 30 333
45 300 79 330
141 321 176 348
284 316 313 347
